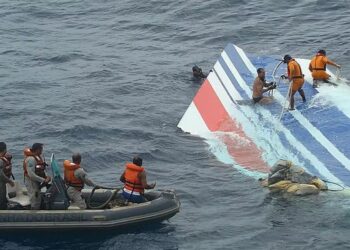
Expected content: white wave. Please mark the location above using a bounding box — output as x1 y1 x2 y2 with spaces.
298 59 350 119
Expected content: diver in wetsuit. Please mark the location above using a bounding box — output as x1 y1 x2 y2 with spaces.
192 65 208 80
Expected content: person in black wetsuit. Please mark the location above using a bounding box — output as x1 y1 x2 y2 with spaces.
192 65 208 80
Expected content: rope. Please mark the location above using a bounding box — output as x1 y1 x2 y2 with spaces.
270 60 284 97
322 179 345 192
277 80 292 123
86 186 121 209
272 60 283 83
268 76 283 97
271 59 293 126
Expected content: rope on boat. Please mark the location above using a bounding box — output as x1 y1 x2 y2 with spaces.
322 179 345 191
87 186 122 209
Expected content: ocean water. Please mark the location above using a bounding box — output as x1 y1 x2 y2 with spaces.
1 0 350 249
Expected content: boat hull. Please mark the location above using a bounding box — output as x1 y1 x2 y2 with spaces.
0 190 180 231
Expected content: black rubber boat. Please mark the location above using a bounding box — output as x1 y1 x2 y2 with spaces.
0 155 180 231
0 184 180 231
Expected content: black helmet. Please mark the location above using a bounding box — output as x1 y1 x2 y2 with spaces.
31 143 43 152
192 65 201 72
283 55 292 63
133 156 143 167
318 49 326 55
0 142 6 153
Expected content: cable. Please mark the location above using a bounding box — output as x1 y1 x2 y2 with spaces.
86 186 121 209
277 80 292 123
322 179 345 191
272 60 283 83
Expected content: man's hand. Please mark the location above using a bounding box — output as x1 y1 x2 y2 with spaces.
281 75 287 80
268 84 277 90
9 180 15 187
336 64 341 69
44 176 51 183
148 182 156 189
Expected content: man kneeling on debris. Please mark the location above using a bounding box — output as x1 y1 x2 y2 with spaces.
259 160 328 195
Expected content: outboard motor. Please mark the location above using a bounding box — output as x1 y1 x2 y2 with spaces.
43 175 70 210
43 154 70 210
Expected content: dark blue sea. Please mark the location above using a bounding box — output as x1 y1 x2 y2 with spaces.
1 0 350 249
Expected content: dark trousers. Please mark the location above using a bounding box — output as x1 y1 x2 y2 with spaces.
0 181 7 210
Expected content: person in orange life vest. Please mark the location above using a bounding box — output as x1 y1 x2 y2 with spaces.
308 49 341 86
23 143 51 210
282 55 306 110
120 156 156 203
64 153 97 209
0 142 15 210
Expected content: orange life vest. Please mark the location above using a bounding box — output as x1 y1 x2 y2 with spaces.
123 163 145 194
23 148 46 179
0 155 12 178
310 54 327 71
288 59 304 79
63 160 84 189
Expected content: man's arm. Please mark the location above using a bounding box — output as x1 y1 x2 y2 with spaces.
0 161 13 185
75 168 96 187
288 64 295 81
120 171 126 183
139 172 156 189
26 158 46 183
325 57 340 68
308 61 313 72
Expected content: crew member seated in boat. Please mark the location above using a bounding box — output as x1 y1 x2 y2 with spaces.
120 156 156 203
192 65 208 80
282 55 306 110
64 153 97 209
23 143 51 210
0 142 15 210
308 49 341 87
252 68 276 104
259 159 328 195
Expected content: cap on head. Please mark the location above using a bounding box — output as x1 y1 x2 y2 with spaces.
0 142 6 153
283 55 292 63
72 153 81 164
318 49 326 55
192 65 203 74
31 143 43 152
192 65 200 72
133 156 143 167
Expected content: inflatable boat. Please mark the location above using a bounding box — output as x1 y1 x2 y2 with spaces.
179 43 350 187
0 156 180 231
1 182 180 231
